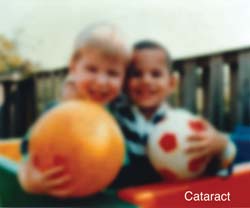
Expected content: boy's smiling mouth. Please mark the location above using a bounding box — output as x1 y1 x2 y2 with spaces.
134 88 158 99
88 89 110 102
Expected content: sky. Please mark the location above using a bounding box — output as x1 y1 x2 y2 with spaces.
0 0 250 69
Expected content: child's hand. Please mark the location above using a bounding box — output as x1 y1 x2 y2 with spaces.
185 120 228 159
18 159 72 198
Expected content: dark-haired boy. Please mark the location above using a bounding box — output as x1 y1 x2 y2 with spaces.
112 40 236 187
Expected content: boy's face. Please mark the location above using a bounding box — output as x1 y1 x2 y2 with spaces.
70 48 126 105
128 48 174 109
62 83 78 101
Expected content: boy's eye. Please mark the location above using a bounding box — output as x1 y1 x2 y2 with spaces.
151 69 162 78
86 65 97 73
107 69 120 77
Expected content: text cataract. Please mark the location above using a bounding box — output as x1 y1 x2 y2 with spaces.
184 191 230 202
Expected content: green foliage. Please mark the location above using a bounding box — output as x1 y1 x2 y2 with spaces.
0 35 38 77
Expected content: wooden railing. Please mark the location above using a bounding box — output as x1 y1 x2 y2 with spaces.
0 47 250 138
173 47 250 131
0 68 67 138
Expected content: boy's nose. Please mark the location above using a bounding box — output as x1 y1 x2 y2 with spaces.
96 74 108 85
142 74 152 84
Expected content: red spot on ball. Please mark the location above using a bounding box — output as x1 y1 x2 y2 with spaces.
159 133 177 152
159 168 178 181
188 156 207 172
189 120 206 132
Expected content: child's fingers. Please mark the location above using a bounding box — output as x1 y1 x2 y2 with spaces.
187 134 204 142
43 166 65 179
48 187 74 198
46 174 71 189
185 141 207 153
189 149 210 160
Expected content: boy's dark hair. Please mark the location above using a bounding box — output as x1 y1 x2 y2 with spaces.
133 40 173 71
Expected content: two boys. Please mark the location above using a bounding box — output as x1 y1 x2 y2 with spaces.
18 24 236 196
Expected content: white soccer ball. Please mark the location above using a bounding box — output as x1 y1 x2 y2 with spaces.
147 109 210 181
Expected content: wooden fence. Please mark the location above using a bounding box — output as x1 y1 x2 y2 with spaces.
0 69 67 138
173 47 250 131
0 47 250 138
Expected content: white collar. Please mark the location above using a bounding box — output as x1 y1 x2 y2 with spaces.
131 102 170 123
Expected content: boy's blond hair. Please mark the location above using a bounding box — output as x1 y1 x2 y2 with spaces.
72 23 130 63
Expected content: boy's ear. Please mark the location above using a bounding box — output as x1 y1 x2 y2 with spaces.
69 58 77 73
168 74 177 94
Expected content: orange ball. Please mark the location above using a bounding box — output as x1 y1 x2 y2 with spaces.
29 101 125 197
0 139 22 162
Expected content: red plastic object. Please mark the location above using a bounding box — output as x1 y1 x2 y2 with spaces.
118 171 250 208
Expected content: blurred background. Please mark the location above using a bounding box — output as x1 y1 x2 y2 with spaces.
0 0 250 138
